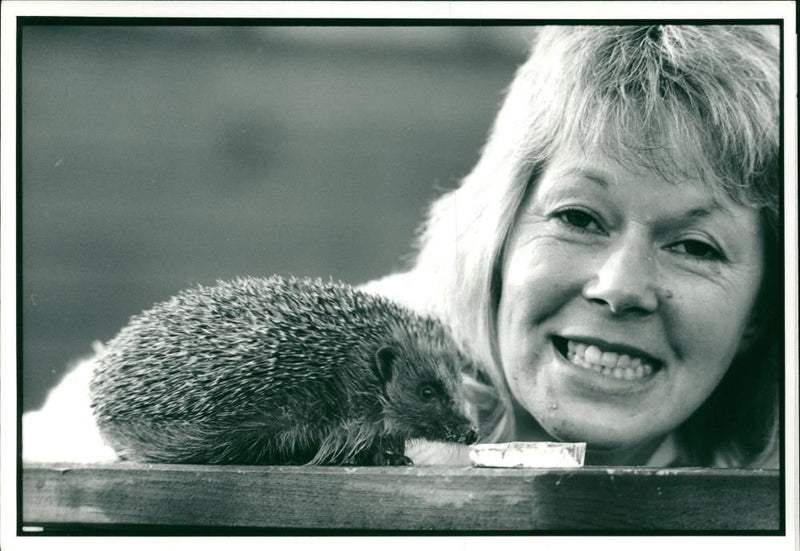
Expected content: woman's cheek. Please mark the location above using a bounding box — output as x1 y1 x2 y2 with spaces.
498 238 586 412
660 271 750 377
503 237 585 316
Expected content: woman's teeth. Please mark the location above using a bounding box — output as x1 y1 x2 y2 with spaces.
565 340 653 380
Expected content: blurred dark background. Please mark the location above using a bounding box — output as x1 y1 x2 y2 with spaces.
20 24 534 412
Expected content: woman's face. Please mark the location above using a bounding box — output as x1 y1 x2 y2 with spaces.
497 141 765 450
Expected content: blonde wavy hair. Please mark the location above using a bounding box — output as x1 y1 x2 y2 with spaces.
370 25 781 467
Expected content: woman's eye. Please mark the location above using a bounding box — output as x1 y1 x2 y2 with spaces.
555 208 603 233
668 239 724 261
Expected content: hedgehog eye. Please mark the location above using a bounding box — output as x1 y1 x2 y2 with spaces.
420 385 436 401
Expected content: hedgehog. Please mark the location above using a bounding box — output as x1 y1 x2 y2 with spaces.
89 275 480 466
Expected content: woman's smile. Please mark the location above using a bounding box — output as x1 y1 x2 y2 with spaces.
555 336 658 379
549 335 662 396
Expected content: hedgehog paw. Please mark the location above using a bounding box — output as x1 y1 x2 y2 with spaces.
375 450 413 466
387 453 413 466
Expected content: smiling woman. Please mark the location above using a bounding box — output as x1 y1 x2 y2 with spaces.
366 25 782 468
497 144 766 465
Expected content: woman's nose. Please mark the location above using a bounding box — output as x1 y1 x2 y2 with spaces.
582 236 659 316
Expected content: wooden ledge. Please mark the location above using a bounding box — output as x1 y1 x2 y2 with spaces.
21 463 782 534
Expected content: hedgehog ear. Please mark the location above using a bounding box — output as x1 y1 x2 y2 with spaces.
374 345 396 382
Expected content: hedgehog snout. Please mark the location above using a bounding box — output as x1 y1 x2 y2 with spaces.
444 420 480 445
443 395 479 444
463 425 480 445
458 424 480 445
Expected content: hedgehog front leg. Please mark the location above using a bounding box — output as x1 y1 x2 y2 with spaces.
372 448 413 466
313 423 412 466
359 435 412 466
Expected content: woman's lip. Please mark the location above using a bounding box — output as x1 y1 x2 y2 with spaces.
553 335 663 368
550 338 661 394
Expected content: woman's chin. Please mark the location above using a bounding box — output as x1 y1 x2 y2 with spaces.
511 390 668 453
533 410 656 450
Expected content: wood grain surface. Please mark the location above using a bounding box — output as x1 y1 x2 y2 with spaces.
21 463 782 534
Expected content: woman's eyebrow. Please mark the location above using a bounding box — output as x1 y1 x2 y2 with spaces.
684 206 716 219
672 194 737 219
559 167 612 188
653 203 746 234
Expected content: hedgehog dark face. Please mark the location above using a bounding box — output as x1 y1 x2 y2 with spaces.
375 345 479 445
